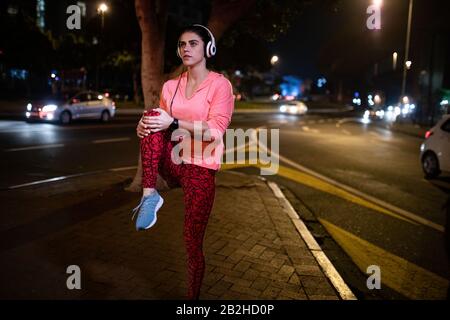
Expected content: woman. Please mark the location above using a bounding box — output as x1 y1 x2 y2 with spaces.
133 24 234 300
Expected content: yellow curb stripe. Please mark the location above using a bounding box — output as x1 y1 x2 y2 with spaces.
319 218 449 300
221 160 418 226
273 165 419 225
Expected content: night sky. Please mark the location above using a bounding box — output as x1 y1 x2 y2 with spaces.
268 0 450 81
269 3 337 79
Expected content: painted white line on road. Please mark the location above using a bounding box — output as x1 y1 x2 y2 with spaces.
93 137 131 144
342 129 352 135
110 166 138 172
5 143 65 152
253 128 444 233
336 117 365 128
301 126 320 134
7 172 101 189
318 119 325 124
267 181 357 300
308 120 316 124
0 123 137 134
268 120 288 124
6 141 249 189
6 166 140 189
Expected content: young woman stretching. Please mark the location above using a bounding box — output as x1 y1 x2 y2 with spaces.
133 24 234 300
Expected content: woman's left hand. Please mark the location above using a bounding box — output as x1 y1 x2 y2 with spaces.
144 108 174 132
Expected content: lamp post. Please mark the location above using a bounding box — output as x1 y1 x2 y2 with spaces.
393 52 398 70
96 3 108 90
401 0 414 98
98 3 108 31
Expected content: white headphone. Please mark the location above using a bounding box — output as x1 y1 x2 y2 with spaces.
177 24 216 59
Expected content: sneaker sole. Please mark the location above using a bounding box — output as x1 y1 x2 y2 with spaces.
143 196 164 230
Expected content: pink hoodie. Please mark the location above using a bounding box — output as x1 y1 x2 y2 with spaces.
159 71 234 170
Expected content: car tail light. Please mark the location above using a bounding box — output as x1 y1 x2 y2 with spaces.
425 130 433 139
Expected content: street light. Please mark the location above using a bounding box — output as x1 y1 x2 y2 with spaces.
97 3 108 30
401 0 414 98
96 3 109 90
393 52 398 70
374 94 381 105
402 96 409 104
405 60 412 70
373 0 382 7
270 55 279 66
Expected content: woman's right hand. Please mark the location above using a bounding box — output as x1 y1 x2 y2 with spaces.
136 113 150 138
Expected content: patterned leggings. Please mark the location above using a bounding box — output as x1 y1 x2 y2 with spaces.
140 111 216 300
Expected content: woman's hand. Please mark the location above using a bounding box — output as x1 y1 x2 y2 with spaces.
136 112 150 139
145 108 174 133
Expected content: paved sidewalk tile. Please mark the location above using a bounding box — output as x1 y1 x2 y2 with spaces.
0 170 339 300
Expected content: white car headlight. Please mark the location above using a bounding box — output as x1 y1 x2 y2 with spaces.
280 105 287 112
42 104 58 112
289 106 298 114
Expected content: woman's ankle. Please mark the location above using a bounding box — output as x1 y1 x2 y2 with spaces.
143 188 156 196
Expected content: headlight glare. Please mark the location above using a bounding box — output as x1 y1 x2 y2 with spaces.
42 104 58 112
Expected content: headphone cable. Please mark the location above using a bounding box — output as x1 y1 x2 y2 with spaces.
169 70 184 117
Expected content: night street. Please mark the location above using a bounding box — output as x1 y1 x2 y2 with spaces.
2 109 448 299
1 0 450 308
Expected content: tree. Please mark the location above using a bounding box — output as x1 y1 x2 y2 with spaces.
134 0 169 107
106 50 142 105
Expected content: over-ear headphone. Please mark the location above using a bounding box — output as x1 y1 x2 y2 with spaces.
177 24 216 59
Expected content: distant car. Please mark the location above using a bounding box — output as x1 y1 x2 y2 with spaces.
25 91 116 124
420 114 450 178
363 106 385 121
279 101 308 115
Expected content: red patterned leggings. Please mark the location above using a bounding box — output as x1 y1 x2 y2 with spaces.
140 111 216 300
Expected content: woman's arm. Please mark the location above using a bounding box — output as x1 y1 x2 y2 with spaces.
136 77 234 139
136 108 210 137
146 108 209 133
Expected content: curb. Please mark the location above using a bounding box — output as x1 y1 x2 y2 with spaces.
371 121 427 139
266 181 357 300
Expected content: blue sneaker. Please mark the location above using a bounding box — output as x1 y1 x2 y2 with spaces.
131 192 164 231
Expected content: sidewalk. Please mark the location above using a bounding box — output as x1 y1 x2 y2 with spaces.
0 169 353 300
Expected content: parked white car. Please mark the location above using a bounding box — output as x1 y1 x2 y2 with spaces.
420 114 450 178
26 91 116 124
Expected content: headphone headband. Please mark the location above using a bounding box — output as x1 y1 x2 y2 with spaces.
192 24 216 46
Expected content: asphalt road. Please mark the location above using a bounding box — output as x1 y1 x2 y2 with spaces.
1 110 449 299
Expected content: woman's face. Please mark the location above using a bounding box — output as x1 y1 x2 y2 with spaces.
178 31 206 67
